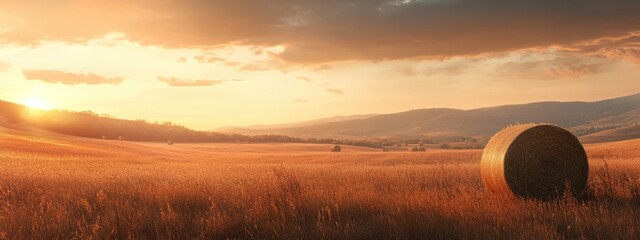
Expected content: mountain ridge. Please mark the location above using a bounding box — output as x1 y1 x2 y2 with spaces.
223 93 640 139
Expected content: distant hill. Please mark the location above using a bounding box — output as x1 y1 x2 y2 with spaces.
579 124 640 144
5 93 640 144
217 114 378 132
0 100 312 143
224 93 640 139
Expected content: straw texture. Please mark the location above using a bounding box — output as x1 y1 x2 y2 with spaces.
481 124 588 200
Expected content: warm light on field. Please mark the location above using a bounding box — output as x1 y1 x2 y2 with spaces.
24 98 52 110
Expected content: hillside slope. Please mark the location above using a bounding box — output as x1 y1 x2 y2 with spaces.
579 124 640 144
0 100 309 143
226 93 640 138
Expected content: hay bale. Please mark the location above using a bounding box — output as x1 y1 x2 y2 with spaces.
481 124 588 200
118 136 124 141
331 145 341 152
101 136 107 140
168 140 174 145
410 146 425 152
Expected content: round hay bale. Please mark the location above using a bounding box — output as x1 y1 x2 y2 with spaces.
101 136 107 140
118 136 124 141
331 145 341 152
168 140 174 145
481 124 588 200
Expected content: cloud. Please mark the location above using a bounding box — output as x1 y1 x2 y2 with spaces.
0 61 9 71
492 53 609 79
157 77 222 87
194 55 225 64
575 33 640 64
400 52 610 79
543 63 605 78
2 1 639 64
325 88 344 95
296 76 312 83
239 62 273 72
22 69 123 85
311 64 333 71
597 47 640 63
415 58 483 77
239 60 288 72
293 99 308 103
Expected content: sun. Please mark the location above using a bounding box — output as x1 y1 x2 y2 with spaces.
24 98 53 110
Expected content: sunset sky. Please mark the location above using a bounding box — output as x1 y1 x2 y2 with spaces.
1 0 640 130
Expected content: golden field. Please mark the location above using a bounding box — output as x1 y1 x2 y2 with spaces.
0 127 639 239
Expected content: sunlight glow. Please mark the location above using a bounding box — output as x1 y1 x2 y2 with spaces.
24 98 52 110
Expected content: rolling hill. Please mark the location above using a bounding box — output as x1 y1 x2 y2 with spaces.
224 93 640 139
215 114 379 132
4 93 640 144
0 100 312 143
579 124 640 144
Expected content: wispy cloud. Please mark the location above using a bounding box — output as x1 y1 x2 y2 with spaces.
325 88 344 95
544 62 605 78
296 76 312 83
311 64 332 71
194 55 226 64
22 69 123 85
577 33 640 64
0 61 9 71
157 77 223 87
491 53 610 79
239 60 288 72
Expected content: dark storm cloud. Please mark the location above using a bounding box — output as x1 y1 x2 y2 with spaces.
2 0 640 64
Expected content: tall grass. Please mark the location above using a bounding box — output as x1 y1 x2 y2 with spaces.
0 138 639 239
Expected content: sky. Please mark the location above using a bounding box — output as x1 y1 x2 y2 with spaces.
1 0 640 130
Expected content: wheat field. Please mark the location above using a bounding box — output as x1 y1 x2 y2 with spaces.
0 128 639 239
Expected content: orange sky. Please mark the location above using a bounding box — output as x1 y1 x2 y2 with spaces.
1 1 640 130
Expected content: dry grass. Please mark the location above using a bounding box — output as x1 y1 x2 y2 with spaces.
0 128 639 239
